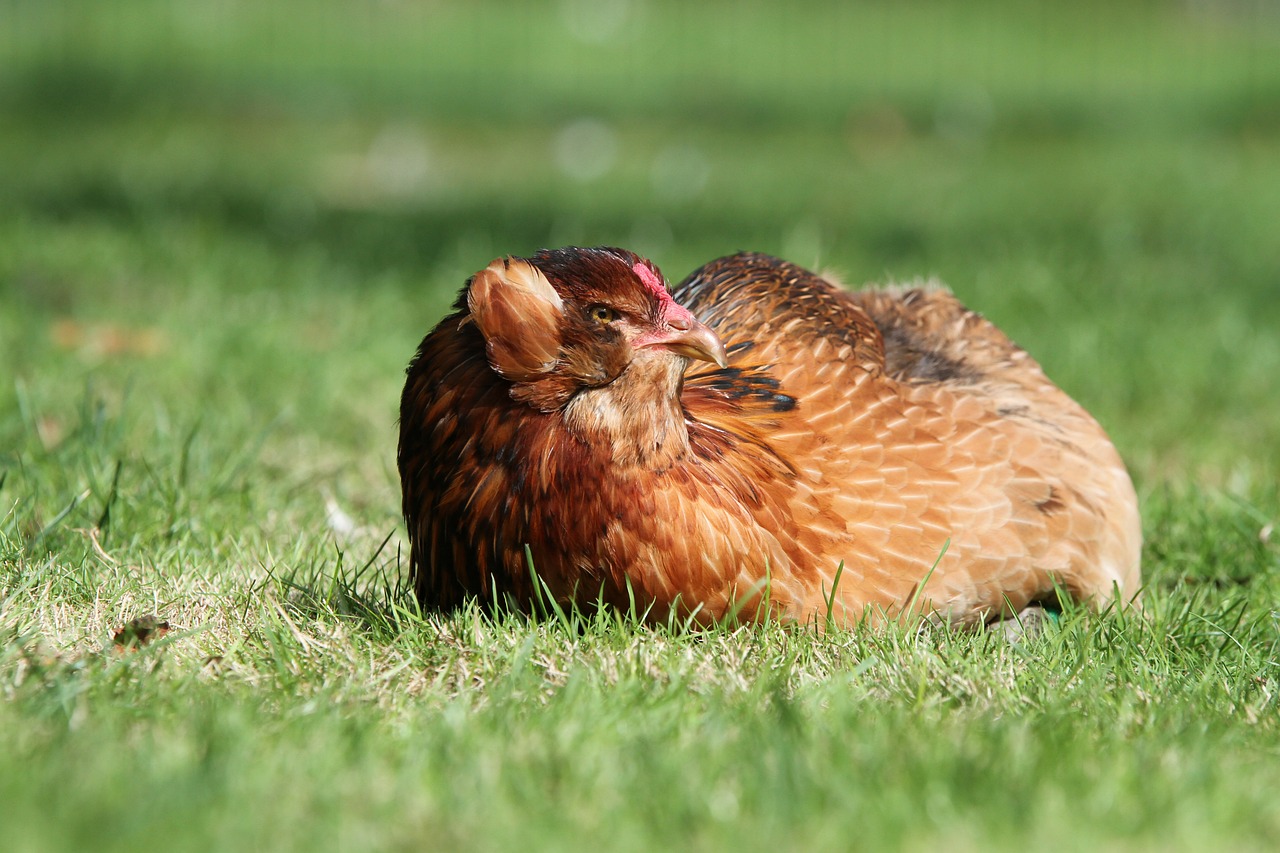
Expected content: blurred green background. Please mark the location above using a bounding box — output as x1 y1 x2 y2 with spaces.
2 0 1278 501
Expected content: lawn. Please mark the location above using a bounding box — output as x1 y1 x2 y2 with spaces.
2 1 1279 850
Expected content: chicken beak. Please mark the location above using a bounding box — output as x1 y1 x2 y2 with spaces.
657 315 729 368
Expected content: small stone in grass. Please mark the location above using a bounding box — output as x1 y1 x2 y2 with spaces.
991 605 1059 642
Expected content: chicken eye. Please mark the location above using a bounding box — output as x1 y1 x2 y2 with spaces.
589 305 619 325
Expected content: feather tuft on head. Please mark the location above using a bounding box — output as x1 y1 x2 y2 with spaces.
468 257 565 381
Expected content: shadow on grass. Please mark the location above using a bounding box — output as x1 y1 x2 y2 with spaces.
6 172 940 286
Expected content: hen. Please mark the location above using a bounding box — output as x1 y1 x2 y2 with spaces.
398 247 1141 627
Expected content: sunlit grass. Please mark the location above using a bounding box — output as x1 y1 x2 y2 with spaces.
3 1 1280 850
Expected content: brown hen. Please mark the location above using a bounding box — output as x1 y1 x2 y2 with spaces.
398 247 1141 627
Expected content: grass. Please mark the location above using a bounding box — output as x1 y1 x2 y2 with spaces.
2 1 1279 850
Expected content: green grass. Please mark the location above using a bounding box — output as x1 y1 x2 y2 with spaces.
3 1 1280 850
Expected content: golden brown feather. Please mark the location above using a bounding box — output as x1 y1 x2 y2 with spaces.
398 248 1141 627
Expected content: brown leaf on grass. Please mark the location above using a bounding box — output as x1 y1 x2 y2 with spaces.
112 615 171 651
51 319 168 358
36 416 65 450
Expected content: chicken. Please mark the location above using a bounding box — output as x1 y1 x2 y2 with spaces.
398 247 1141 627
